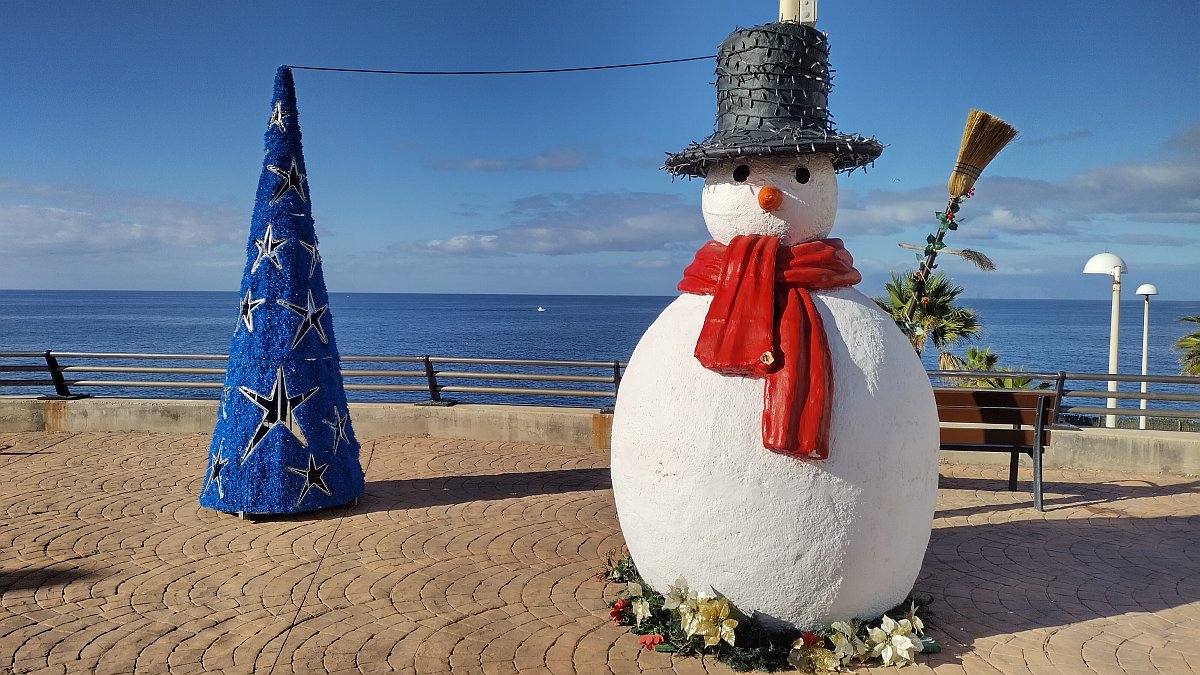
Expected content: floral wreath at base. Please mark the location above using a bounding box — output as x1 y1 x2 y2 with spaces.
599 552 939 673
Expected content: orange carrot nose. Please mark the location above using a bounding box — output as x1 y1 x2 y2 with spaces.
757 185 783 212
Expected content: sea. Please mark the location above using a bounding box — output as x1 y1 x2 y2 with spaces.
3 290 1199 409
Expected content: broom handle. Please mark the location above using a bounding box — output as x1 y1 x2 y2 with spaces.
901 196 958 323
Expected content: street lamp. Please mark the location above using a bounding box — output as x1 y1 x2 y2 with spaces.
1083 252 1128 428
1136 283 1158 430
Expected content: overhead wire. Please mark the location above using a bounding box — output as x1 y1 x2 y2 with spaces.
286 55 715 76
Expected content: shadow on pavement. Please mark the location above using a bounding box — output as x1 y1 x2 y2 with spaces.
0 564 101 594
356 467 612 513
915 506 1200 664
936 474 1200 516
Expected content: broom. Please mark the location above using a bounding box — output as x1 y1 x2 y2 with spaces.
902 109 1017 323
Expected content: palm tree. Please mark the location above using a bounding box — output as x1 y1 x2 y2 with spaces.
872 271 980 369
956 346 1046 389
1175 316 1200 376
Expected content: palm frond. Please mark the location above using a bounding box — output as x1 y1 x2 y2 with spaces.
898 243 996 272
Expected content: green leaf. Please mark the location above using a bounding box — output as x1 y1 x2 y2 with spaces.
655 644 678 653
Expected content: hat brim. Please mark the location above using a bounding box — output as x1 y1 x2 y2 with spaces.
664 128 883 177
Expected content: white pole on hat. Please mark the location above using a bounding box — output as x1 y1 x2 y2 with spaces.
780 0 817 25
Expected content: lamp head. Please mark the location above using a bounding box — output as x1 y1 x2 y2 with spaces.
1135 283 1159 297
1083 252 1128 275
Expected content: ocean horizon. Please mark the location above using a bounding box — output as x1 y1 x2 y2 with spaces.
4 288 1199 371
3 289 1199 406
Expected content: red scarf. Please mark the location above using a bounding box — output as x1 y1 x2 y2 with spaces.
678 235 861 458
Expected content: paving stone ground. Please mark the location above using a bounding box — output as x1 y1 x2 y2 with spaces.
1 431 1198 674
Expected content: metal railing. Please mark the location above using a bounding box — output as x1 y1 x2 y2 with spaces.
4 352 1199 429
928 369 1200 431
0 351 625 406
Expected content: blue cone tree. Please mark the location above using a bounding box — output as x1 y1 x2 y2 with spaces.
200 66 363 515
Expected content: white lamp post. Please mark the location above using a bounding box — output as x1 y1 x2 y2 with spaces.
1083 252 1128 428
780 0 817 24
1136 283 1158 429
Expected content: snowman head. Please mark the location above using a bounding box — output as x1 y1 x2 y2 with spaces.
701 154 838 246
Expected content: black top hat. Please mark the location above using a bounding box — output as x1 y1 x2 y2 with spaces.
664 22 882 177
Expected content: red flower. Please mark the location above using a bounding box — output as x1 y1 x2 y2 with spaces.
639 634 665 651
800 630 822 647
610 599 628 622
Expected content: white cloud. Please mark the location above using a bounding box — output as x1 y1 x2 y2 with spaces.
0 179 242 258
839 123 1200 246
410 191 705 255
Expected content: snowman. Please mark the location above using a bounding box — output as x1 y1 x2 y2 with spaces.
610 17 939 631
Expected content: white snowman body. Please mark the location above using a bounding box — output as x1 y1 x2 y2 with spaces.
610 154 939 630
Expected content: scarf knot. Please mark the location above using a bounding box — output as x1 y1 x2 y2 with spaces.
678 234 861 458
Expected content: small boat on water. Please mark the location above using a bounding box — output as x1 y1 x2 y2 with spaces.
536 306 546 312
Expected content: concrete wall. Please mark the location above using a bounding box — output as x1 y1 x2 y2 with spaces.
0 396 614 449
940 426 1200 476
2 396 1198 474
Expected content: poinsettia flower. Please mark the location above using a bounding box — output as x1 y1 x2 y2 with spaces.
610 599 628 623
638 634 664 651
906 602 925 636
868 615 923 667
663 578 692 611
631 598 651 628
829 621 869 664
624 581 643 599
682 595 738 647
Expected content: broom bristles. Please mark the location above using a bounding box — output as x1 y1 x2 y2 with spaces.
948 109 1018 197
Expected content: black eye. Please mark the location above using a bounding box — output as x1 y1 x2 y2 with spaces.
733 165 750 182
794 166 811 184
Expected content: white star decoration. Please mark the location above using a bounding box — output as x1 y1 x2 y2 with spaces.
277 290 330 349
269 100 291 133
205 441 228 499
299 239 320 278
267 157 307 205
323 407 351 455
251 222 288 274
285 453 332 508
238 364 319 464
237 289 266 333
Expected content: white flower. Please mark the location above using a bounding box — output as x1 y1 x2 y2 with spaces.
663 577 694 612
829 621 868 664
631 598 651 628
868 615 923 667
624 581 643 599
906 602 925 636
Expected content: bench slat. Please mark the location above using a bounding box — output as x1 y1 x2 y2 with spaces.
936 406 1045 425
940 443 1035 454
932 388 1054 409
940 427 1046 447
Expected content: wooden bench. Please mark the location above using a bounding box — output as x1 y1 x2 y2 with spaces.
933 386 1063 511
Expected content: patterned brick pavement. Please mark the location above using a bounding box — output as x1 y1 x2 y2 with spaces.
1 431 1198 674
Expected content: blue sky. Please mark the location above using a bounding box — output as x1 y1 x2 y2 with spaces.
2 1 1198 299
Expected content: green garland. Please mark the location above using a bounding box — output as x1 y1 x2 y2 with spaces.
600 553 937 673
901 188 974 335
